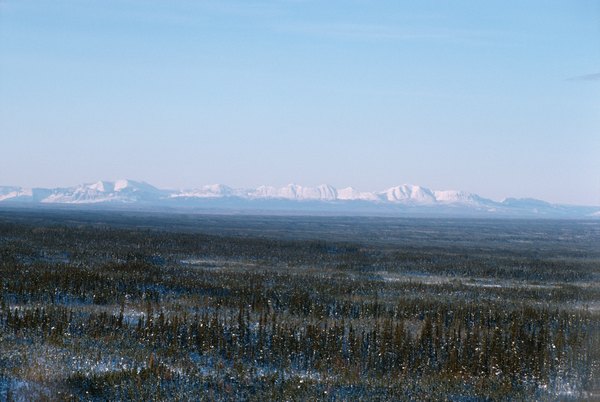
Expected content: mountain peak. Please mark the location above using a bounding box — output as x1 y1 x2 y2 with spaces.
87 180 114 192
381 184 436 203
113 179 158 192
114 179 131 192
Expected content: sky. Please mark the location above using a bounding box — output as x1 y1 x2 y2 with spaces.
1 0 599 205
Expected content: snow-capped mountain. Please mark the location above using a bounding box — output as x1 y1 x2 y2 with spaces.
380 185 436 204
170 184 237 199
1 180 166 205
248 184 338 201
0 180 597 218
337 187 379 201
44 179 167 204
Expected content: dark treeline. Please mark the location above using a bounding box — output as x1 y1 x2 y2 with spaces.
0 211 599 400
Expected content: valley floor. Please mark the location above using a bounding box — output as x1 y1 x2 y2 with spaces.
0 209 598 400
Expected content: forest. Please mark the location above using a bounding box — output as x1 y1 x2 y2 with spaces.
0 208 598 400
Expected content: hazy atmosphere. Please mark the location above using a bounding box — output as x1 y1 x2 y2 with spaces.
1 0 599 205
2 4 600 399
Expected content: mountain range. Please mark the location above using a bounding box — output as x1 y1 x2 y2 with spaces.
1 179 598 218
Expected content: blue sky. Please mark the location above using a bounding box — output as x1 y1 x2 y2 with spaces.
1 0 599 204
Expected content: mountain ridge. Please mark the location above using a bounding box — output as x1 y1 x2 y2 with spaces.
1 179 598 218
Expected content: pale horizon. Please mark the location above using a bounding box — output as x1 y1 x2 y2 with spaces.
1 1 599 205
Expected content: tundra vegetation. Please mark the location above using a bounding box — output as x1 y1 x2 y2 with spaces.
0 209 598 400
